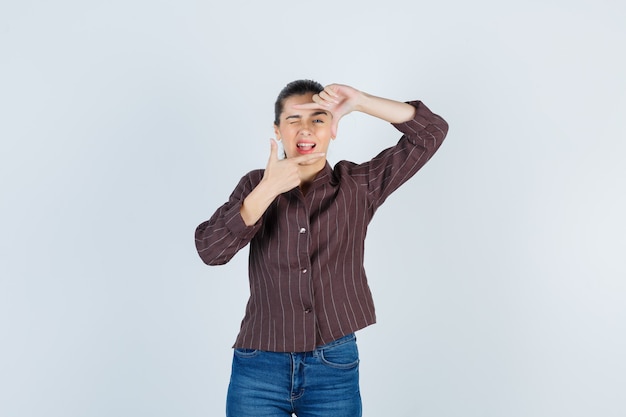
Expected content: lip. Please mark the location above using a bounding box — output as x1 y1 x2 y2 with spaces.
296 141 317 154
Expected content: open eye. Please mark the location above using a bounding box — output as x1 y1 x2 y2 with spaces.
313 119 324 123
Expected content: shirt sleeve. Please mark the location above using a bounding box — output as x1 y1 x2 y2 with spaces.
194 170 264 265
362 100 449 207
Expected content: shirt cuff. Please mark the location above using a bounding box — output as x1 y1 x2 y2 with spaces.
392 100 436 132
224 202 262 240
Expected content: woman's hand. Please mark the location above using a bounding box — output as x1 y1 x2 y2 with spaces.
239 139 325 226
262 139 325 195
294 83 416 138
294 84 364 138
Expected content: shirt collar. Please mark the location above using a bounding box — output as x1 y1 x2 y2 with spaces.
286 162 336 197
311 162 335 188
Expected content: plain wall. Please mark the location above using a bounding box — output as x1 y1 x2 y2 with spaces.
1 0 625 416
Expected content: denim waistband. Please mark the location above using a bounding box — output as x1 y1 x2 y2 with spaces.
314 333 356 352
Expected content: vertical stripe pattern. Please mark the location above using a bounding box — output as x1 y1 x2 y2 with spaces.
195 101 448 352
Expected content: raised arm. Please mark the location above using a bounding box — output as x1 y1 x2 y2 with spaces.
294 84 417 137
297 84 449 207
195 141 327 266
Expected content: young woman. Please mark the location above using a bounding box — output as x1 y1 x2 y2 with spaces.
195 80 448 417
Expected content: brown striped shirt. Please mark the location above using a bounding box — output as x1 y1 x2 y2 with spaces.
195 100 448 352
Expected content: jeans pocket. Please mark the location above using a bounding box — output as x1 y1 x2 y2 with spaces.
233 348 259 358
320 340 360 369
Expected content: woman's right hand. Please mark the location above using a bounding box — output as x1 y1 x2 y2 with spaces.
239 139 325 226
261 138 325 196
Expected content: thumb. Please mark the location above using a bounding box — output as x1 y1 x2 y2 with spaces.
268 138 279 162
331 118 339 139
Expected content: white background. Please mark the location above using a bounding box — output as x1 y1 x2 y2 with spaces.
1 1 625 416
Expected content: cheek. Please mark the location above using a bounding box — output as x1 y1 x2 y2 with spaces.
316 127 333 140
311 123 329 133
279 125 297 138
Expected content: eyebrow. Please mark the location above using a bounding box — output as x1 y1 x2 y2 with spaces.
285 110 329 120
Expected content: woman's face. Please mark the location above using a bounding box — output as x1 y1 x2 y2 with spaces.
273 93 333 161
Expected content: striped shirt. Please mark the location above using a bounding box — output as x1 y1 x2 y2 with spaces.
195 100 448 352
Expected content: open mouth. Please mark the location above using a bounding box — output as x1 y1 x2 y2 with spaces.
296 142 316 152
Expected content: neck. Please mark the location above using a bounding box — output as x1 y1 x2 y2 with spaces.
298 161 325 195
299 160 325 183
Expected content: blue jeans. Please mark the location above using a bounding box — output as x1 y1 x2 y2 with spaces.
226 333 362 417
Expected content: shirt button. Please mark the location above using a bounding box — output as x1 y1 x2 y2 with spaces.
299 227 306 234
304 308 312 314
301 268 307 274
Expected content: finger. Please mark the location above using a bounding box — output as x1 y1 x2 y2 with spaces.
292 102 326 110
298 156 326 166
268 138 278 162
298 157 326 166
292 89 340 110
319 90 338 104
290 152 326 165
331 117 339 139
324 84 340 98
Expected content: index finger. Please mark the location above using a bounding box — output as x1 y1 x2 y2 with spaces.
292 102 327 110
289 152 326 165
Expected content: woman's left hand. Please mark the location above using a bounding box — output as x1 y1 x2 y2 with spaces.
293 84 363 138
